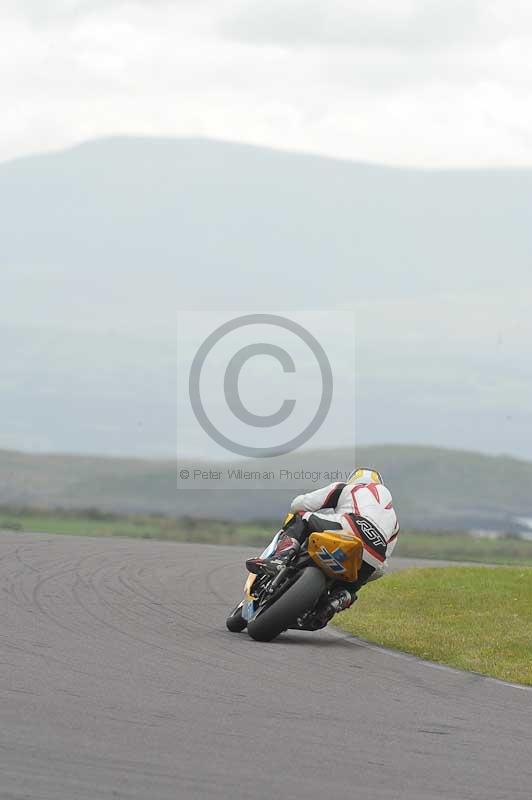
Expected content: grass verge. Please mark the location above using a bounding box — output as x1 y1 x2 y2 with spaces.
0 508 273 547
333 566 532 686
1 508 532 566
395 530 532 566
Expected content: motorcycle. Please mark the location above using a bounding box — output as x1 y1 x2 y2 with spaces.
225 519 365 642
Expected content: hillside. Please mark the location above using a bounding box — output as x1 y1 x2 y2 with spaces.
1 137 531 460
1 445 531 534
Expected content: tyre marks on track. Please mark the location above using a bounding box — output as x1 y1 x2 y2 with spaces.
0 532 531 800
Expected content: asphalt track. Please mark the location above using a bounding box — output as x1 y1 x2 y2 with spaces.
0 532 530 800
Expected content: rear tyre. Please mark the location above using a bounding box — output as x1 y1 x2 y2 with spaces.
247 567 326 642
226 603 247 632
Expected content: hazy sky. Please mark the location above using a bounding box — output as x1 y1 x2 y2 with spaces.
3 0 532 166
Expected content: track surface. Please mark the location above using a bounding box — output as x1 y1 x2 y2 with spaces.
0 532 530 800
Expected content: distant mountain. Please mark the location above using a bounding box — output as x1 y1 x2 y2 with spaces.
1 137 531 458
3 137 530 312
1 445 531 534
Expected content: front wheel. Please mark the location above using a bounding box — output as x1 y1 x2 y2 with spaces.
247 567 326 642
226 602 247 632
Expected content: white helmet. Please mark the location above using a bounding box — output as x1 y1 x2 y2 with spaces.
346 467 383 485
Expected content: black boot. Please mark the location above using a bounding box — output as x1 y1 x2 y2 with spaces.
316 588 357 626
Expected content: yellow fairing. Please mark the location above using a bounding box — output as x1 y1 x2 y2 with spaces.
244 572 257 598
308 531 363 582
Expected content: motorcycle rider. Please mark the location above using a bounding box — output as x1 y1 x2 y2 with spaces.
249 468 399 628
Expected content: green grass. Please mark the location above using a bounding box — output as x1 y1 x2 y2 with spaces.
395 530 532 565
334 566 532 685
2 508 532 567
0 508 273 547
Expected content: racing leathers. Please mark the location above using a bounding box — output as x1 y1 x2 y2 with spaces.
261 479 400 614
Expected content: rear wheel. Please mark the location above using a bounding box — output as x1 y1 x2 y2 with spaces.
247 567 326 642
226 602 247 632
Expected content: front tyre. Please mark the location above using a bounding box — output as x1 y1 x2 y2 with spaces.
226 602 247 632
247 567 326 642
